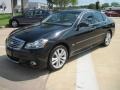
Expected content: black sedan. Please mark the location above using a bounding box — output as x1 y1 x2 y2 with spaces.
6 9 115 71
9 9 50 27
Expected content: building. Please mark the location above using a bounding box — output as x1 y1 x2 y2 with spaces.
0 0 29 13
0 0 48 14
29 2 48 9
0 0 12 13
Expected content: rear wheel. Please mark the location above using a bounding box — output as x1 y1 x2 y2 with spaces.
103 31 112 46
48 45 68 71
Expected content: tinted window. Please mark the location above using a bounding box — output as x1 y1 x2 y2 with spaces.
34 10 43 16
81 12 97 25
93 12 104 22
25 10 34 17
43 12 80 26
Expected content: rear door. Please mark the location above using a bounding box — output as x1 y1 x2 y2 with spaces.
20 10 35 24
90 11 107 45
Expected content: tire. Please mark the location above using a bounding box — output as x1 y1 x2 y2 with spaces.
103 31 112 46
11 20 19 28
48 45 68 71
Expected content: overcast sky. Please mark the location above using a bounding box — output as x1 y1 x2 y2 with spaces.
18 0 120 5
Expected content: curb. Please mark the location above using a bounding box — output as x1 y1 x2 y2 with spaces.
0 26 5 28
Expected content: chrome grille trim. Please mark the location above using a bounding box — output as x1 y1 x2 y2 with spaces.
7 37 25 50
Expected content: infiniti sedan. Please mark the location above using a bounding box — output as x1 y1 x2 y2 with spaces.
6 9 115 71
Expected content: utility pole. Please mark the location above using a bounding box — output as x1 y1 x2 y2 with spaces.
21 0 24 15
96 0 100 10
11 0 14 16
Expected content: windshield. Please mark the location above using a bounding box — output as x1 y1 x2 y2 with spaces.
42 12 80 26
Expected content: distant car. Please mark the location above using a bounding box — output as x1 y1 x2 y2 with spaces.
105 10 120 17
101 10 106 14
6 9 115 71
9 9 50 27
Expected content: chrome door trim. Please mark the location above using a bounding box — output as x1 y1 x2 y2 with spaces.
72 33 105 46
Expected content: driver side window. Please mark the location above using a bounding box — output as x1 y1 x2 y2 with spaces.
81 12 96 25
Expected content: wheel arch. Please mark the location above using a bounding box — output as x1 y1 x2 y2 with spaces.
10 19 19 26
50 42 71 59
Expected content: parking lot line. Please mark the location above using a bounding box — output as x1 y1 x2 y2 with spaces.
0 45 5 48
76 54 99 90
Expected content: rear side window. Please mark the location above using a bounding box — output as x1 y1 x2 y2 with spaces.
25 10 34 17
93 12 104 22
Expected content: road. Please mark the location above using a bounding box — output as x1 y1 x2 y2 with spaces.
92 18 120 90
0 18 120 90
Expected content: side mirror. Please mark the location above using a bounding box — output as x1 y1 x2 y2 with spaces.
78 22 89 27
76 22 89 31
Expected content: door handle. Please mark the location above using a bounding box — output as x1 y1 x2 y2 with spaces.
90 26 96 30
90 25 97 30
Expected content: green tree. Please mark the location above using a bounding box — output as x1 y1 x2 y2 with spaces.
71 0 78 6
111 2 120 7
47 0 53 9
52 0 78 9
88 3 96 9
53 0 70 9
102 3 109 9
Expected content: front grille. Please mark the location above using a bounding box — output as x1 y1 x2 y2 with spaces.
7 37 25 50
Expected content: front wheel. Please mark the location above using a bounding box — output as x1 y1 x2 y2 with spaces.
103 31 112 46
11 20 19 28
48 45 68 71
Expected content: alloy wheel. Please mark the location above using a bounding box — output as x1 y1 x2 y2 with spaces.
12 20 18 27
51 47 67 69
105 32 111 46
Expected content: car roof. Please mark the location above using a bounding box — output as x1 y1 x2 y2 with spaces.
60 9 99 13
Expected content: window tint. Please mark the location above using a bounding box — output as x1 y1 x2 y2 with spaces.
43 12 80 26
48 13 78 23
81 12 96 25
93 12 104 22
25 10 34 17
34 10 43 16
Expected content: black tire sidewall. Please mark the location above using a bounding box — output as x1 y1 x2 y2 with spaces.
11 20 18 27
48 45 68 71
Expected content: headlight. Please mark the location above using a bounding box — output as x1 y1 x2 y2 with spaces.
25 39 48 49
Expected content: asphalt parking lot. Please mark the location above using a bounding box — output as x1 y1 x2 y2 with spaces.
0 18 120 90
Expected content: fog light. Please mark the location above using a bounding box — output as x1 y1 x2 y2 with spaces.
30 61 37 66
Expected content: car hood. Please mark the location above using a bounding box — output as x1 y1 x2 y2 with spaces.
10 23 70 42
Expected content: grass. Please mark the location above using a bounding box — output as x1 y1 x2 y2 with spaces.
0 14 11 27
0 13 21 27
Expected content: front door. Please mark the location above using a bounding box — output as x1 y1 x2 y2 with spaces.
69 12 98 54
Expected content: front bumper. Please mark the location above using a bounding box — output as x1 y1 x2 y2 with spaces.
6 46 51 68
